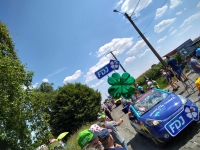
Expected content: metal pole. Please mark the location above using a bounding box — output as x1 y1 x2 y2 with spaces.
124 13 166 67
110 51 127 72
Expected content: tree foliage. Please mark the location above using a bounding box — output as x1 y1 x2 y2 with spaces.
0 21 52 149
172 53 184 63
49 83 101 137
36 82 54 93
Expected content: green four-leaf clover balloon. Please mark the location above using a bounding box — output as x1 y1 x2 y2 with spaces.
107 72 135 99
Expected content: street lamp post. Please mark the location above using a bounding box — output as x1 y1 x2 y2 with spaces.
113 10 166 67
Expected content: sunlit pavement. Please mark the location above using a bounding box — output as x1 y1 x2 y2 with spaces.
111 72 200 150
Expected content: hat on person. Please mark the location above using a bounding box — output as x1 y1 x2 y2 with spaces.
78 129 99 149
98 128 111 142
100 114 106 119
89 124 101 133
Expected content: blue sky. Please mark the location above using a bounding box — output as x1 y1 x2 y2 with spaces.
0 0 200 101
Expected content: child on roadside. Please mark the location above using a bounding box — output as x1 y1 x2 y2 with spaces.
149 78 160 89
160 69 179 91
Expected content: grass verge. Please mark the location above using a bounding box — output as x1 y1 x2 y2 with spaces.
65 122 94 150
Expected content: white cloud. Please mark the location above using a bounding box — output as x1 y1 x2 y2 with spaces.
115 0 124 8
170 0 182 9
170 30 177 35
197 2 200 7
124 56 136 65
138 49 150 58
89 52 92 55
47 67 67 77
126 39 146 55
154 18 176 33
90 80 104 88
63 70 82 84
178 25 192 36
180 12 200 28
121 0 152 16
155 5 168 19
42 78 48 82
169 27 174 32
157 36 167 43
96 37 133 57
176 11 182 15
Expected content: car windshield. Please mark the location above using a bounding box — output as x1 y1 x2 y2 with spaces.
133 90 169 116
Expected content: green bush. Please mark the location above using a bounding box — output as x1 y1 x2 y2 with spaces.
49 83 101 137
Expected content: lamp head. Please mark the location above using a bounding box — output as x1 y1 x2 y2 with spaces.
113 9 119 12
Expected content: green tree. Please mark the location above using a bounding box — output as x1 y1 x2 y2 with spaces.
49 83 101 137
0 21 32 149
37 82 54 93
0 21 52 149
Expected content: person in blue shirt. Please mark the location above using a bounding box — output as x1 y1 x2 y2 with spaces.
166 56 187 81
136 84 145 94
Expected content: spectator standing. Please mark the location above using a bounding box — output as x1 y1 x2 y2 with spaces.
98 128 126 150
110 97 115 106
160 69 179 91
186 55 200 76
103 105 113 121
136 84 145 94
104 102 111 112
146 79 154 89
166 67 180 82
100 116 128 150
166 56 187 81
149 78 160 89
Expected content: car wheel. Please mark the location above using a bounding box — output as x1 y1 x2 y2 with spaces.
147 132 166 148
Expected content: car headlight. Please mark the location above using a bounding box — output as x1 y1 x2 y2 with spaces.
177 95 187 104
145 119 162 126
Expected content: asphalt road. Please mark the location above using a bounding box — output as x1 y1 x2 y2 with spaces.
111 72 200 150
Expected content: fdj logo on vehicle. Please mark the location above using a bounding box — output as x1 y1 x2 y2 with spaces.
169 116 185 133
165 105 199 137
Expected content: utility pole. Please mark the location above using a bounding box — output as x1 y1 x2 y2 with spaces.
110 51 127 72
124 13 166 67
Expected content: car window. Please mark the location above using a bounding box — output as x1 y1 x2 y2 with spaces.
133 90 169 116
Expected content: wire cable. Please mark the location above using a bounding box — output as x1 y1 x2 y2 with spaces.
143 0 168 31
132 0 167 20
130 0 141 17
139 0 151 15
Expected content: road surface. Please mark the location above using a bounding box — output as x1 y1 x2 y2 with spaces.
111 72 200 150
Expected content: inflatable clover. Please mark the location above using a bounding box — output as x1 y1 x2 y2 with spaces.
107 72 135 99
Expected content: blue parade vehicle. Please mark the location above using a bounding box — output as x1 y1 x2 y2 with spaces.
129 89 199 147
